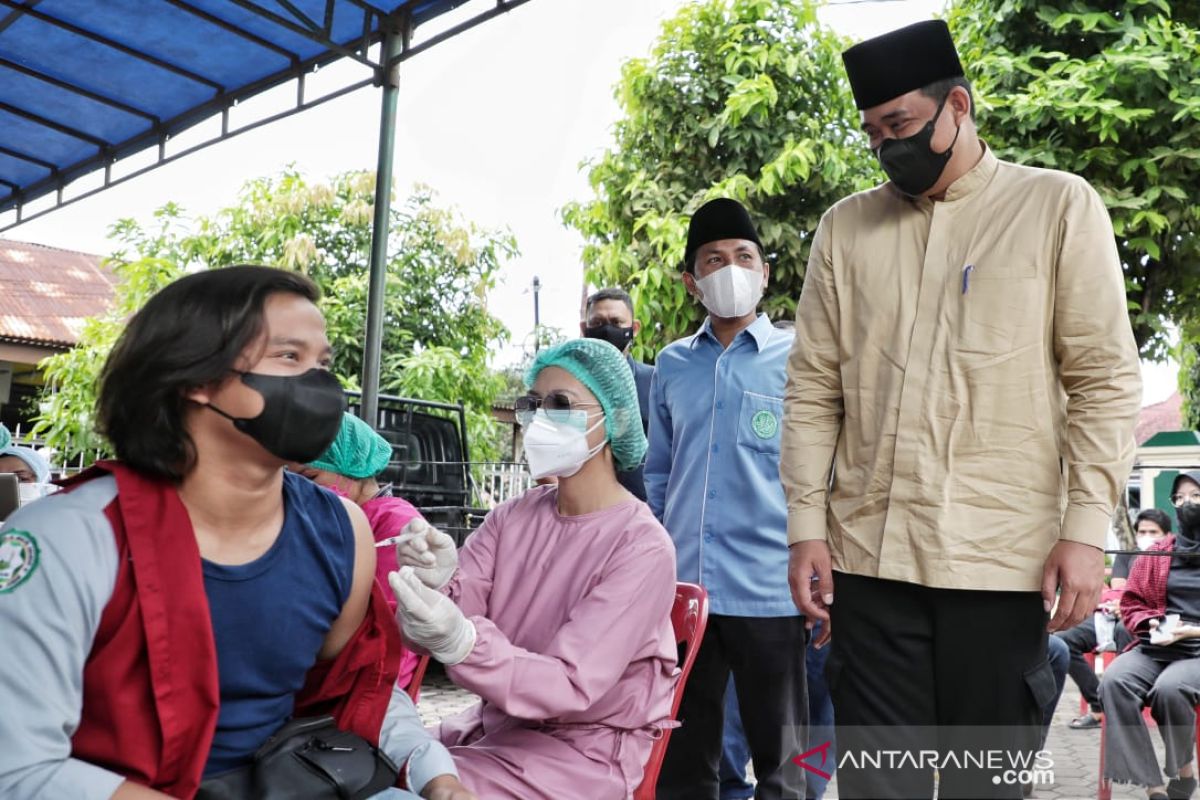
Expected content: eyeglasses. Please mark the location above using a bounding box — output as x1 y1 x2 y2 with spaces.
514 392 599 426
1171 492 1200 507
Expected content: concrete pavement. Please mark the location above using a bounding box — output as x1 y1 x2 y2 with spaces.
412 668 1164 799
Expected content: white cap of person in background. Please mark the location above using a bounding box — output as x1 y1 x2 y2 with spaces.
0 424 55 504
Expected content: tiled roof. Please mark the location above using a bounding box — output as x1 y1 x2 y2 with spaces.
1136 392 1183 445
0 239 115 349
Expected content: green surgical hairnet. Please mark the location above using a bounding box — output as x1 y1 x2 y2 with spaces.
307 412 393 479
0 424 9 451
525 338 647 471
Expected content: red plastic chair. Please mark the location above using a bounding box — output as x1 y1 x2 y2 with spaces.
633 582 710 800
1081 650 1118 715
405 653 431 704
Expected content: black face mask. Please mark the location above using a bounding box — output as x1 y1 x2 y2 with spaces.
875 96 962 197
209 369 346 463
1176 504 1200 551
583 323 634 353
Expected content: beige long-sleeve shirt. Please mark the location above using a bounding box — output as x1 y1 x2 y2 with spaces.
781 145 1141 591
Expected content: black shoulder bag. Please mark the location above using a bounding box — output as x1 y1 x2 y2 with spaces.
196 715 399 800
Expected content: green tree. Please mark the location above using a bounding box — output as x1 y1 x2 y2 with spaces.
174 171 514 386
948 0 1200 362
1179 318 1200 430
562 0 879 358
35 171 517 461
386 346 506 470
34 254 183 458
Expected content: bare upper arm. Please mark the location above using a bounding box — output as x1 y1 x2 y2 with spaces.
319 497 377 660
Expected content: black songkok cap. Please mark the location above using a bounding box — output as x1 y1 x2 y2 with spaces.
842 20 964 111
683 198 762 271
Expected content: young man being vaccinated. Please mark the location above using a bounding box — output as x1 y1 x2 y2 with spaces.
0 267 473 800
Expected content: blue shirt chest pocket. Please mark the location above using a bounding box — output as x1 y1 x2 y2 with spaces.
737 391 784 455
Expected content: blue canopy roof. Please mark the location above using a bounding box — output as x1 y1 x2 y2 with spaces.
0 0 524 226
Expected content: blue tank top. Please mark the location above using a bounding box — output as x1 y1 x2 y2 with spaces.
202 472 355 776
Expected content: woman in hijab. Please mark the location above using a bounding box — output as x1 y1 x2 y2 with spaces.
387 338 679 799
1101 471 1200 800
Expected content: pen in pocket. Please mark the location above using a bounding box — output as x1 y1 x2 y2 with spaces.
961 264 975 295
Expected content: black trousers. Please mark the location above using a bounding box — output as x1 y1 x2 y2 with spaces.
1054 615 1133 713
828 573 1051 800
657 614 808 800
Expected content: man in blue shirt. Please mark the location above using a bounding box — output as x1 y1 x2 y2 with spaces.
648 198 806 800
581 287 654 500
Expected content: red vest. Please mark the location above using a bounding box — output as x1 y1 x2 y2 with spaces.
66 462 401 798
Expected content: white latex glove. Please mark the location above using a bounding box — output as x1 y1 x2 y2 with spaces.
393 518 458 590
388 567 475 665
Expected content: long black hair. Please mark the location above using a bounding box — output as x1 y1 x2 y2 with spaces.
97 266 321 481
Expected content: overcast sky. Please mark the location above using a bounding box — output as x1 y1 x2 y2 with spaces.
5 0 1177 404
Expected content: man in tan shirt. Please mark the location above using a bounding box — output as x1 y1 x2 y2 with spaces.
782 20 1141 799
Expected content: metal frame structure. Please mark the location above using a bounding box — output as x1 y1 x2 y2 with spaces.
0 0 533 423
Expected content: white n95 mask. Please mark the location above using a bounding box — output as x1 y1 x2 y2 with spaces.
18 482 55 506
521 409 605 480
694 264 763 318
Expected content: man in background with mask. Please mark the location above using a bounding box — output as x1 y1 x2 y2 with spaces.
582 287 653 500
648 197 806 799
783 19 1141 798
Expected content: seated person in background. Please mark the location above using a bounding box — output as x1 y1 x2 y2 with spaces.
1111 510 1172 591
1062 509 1171 729
1040 635 1071 741
293 411 426 689
0 266 472 800
1101 473 1200 800
389 338 679 799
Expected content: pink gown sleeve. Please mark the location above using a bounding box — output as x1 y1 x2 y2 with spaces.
362 495 423 594
443 503 505 618
362 495 423 688
447 536 676 720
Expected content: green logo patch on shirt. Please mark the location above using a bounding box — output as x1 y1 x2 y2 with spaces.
751 410 779 440
0 530 40 593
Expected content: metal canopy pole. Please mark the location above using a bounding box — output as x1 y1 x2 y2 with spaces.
360 14 409 426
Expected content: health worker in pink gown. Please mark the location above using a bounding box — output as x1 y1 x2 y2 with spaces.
388 338 679 799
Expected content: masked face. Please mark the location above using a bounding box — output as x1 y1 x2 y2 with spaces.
1136 521 1166 551
209 369 346 463
17 482 54 506
583 323 634 353
521 409 606 480
875 96 962 197
693 264 764 319
1177 503 1200 551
